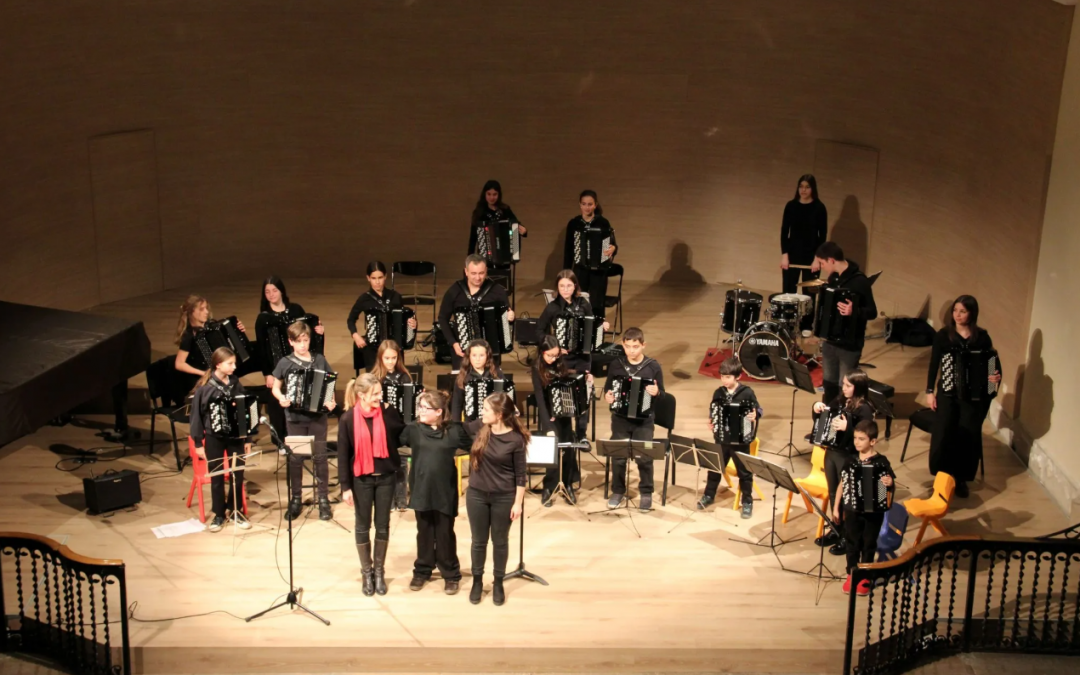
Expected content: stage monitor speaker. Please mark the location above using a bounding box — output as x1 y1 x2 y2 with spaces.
83 470 142 514
514 318 541 346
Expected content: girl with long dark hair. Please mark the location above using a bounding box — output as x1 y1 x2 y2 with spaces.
531 335 590 506
780 174 828 332
450 339 505 422
468 180 527 256
346 261 417 373
563 190 617 319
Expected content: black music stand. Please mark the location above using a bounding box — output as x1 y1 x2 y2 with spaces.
666 436 725 534
505 433 555 586
796 482 845 600
534 439 591 520
766 356 816 463
732 452 805 569
589 439 667 537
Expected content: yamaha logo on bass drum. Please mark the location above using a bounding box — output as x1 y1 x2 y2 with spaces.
749 337 780 347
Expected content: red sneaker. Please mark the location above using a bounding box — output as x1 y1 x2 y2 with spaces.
842 573 852 594
856 580 871 596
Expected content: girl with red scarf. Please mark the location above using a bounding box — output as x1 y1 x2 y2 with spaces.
338 373 406 597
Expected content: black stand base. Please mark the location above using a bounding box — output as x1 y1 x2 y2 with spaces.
244 587 330 625
503 562 548 586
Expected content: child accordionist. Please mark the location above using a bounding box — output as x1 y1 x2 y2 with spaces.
699 357 761 519
450 339 509 422
271 322 337 522
532 335 592 507
833 420 895 596
371 339 421 511
189 347 255 533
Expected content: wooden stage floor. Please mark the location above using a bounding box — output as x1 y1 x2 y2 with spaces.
0 278 1068 674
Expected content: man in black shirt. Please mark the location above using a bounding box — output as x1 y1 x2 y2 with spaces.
813 242 877 405
438 255 516 371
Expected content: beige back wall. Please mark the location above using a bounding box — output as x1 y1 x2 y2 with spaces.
0 1 1072 413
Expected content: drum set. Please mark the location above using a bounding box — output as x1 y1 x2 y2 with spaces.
719 278 824 380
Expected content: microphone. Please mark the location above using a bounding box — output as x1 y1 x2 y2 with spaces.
259 416 285 447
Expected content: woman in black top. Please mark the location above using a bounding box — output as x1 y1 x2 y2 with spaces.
370 339 415 512
400 390 472 595
346 262 417 374
338 373 407 597
811 368 875 554
925 295 1002 498
563 190 617 319
537 269 610 377
189 347 253 533
468 179 528 258
532 335 591 506
174 295 242 401
450 339 505 422
780 175 828 331
256 276 325 442
463 391 528 606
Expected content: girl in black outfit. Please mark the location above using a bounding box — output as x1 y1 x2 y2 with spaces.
563 190 617 319
450 339 505 422
811 367 875 555
338 374 406 597
468 179 528 259
537 269 610 379
925 295 1002 498
346 262 417 374
532 335 591 506
371 339 415 511
780 175 828 332
463 392 528 606
189 347 253 533
400 390 472 595
174 295 251 400
256 276 325 442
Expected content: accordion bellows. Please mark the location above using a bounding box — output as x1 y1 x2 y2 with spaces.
364 307 417 350
609 376 654 419
710 399 755 444
453 306 513 354
463 376 516 422
209 394 259 438
941 348 999 402
285 367 337 414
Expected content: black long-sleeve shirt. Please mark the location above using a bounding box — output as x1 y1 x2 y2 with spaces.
400 421 472 516
463 420 527 494
255 302 307 376
825 261 878 352
189 375 253 446
469 205 525 255
563 215 617 270
814 396 875 455
337 404 406 486
346 289 405 337
780 199 828 262
604 356 665 419
537 296 596 374
450 367 506 422
437 279 511 348
926 328 998 395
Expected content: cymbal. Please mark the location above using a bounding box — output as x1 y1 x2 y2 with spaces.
797 278 827 288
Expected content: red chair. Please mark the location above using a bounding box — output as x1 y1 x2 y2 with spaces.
186 437 248 523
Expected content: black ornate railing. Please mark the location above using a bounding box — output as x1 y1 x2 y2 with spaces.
0 533 129 675
844 534 1080 675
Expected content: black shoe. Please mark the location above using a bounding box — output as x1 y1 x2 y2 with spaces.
373 539 389 596
696 495 714 511
318 497 332 521
815 530 840 547
565 486 577 505
492 578 506 606
409 576 426 592
207 516 225 533
444 579 460 595
357 542 375 597
542 489 553 507
284 497 303 522
955 481 969 498
803 432 813 441
829 542 846 556
469 577 484 604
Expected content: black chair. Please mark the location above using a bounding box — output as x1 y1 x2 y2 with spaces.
391 261 438 335
145 356 187 471
604 264 625 335
900 407 936 463
654 393 677 507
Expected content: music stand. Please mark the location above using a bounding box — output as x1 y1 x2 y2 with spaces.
589 439 667 537
732 452 805 569
203 448 270 544
665 436 725 534
534 438 592 520
796 483 845 598
766 356 816 463
504 433 554 586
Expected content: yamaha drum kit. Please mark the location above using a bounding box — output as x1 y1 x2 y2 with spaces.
719 278 823 380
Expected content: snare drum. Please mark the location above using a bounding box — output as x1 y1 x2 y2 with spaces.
768 293 812 325
737 321 795 380
721 290 762 336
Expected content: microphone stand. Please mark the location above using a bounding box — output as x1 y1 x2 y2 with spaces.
245 419 330 625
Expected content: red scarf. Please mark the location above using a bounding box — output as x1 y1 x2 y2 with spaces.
352 403 388 477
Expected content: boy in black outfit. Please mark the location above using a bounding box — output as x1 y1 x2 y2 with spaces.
602 327 665 512
813 241 878 406
698 357 761 519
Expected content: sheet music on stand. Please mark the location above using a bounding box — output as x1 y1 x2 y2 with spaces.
767 355 817 462
590 439 666 537
665 435 723 533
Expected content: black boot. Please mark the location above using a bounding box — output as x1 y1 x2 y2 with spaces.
318 496 332 521
492 576 506 606
469 576 484 605
284 496 303 522
356 542 374 597
373 539 389 596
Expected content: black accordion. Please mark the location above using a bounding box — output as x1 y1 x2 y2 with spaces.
476 219 521 267
383 380 425 422
364 307 417 350
609 376 655 419
813 286 862 344
842 462 892 513
463 376 516 422
553 313 605 355
811 403 844 447
284 366 337 414
190 316 252 367
940 348 999 402
573 225 612 270
262 312 324 367
545 374 590 419
452 305 513 354
208 393 260 438
710 399 756 445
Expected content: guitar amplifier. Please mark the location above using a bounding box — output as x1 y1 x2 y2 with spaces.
83 470 142 514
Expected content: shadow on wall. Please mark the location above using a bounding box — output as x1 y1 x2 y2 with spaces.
618 240 708 329
1008 328 1054 460
831 195 869 269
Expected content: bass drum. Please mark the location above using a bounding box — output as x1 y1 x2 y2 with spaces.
737 322 795 380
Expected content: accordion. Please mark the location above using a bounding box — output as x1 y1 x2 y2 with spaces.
208 393 260 438
710 399 756 445
262 312 324 367
476 219 521 267
190 317 252 368
452 305 513 354
940 348 999 402
813 286 863 344
284 366 337 414
463 375 516 422
364 307 417 350
545 374 590 419
553 313 605 355
609 376 655 419
842 462 893 513
811 403 844 447
573 225 612 270
383 380 425 422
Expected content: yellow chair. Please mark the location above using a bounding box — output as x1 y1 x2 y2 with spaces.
904 471 956 545
722 438 766 509
455 451 471 496
782 445 830 539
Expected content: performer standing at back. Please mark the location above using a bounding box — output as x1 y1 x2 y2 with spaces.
346 262 417 374
780 175 827 334
437 255 515 371
564 190 617 319
469 180 527 289
813 242 877 405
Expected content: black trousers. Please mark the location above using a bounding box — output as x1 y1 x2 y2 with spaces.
264 396 288 447
466 487 515 578
414 510 461 581
542 418 581 492
610 415 655 496
824 447 850 506
929 394 989 483
393 457 410 509
821 341 862 405
574 265 610 320
781 265 818 331
703 443 753 504
285 415 329 500
204 435 246 519
352 473 395 544
843 510 885 572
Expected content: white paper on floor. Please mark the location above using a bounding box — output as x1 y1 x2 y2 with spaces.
151 518 206 538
